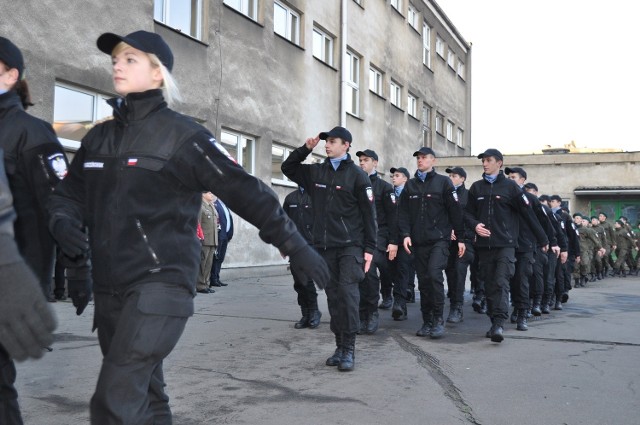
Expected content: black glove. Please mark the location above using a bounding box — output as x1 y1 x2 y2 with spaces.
65 263 93 316
52 218 89 258
289 244 330 290
0 260 57 361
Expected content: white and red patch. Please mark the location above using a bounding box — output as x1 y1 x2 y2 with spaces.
366 187 374 202
127 158 138 166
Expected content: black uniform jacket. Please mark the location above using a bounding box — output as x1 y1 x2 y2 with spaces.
281 145 377 254
455 183 476 243
543 203 568 252
283 188 313 243
48 90 307 294
516 190 556 253
0 149 22 267
465 171 548 249
369 172 395 250
0 90 68 281
398 169 464 246
554 209 581 257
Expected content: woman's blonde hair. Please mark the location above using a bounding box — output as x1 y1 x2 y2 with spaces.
111 42 182 106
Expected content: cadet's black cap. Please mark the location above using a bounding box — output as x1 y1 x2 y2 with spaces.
505 166 527 179
413 147 436 157
445 166 467 178
599 212 608 218
356 149 378 161
573 213 583 218
615 219 624 226
538 194 550 202
319 126 352 143
477 148 504 162
97 30 174 71
549 195 562 202
523 182 538 191
390 167 410 179
0 37 24 79
590 216 599 221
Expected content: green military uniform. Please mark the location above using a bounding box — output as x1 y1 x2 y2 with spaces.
591 222 607 278
574 225 601 286
613 226 634 275
600 219 616 270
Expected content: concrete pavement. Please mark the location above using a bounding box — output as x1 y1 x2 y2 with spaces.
16 267 640 424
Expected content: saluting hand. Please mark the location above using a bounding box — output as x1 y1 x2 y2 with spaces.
305 135 320 150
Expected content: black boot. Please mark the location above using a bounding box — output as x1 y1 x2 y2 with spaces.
610 268 619 277
406 289 416 303
446 303 464 323
416 311 434 337
573 278 581 288
510 307 518 324
338 333 356 371
589 273 597 282
620 269 628 278
365 311 379 334
541 294 551 314
430 314 445 339
487 318 504 343
581 276 589 287
516 309 528 331
308 309 322 329
358 311 368 335
392 300 407 321
554 300 563 310
294 308 309 329
472 296 485 314
326 334 343 366
379 296 393 309
531 297 542 316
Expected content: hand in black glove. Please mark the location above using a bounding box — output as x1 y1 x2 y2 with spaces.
289 244 330 290
52 218 89 258
65 263 93 316
0 260 57 361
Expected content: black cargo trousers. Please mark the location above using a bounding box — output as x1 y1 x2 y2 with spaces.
90 281 193 425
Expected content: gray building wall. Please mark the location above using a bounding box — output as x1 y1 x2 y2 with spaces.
1 0 471 268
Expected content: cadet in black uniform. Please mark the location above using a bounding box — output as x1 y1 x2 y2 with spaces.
0 37 69 301
465 149 548 343
282 126 377 372
548 195 580 309
48 31 329 424
283 186 321 329
398 147 465 339
443 166 475 324
0 149 58 425
356 149 394 334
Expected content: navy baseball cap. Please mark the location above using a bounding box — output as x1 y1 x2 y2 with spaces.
523 182 538 191
413 147 436 157
549 195 562 202
319 126 352 143
356 149 378 161
0 37 24 79
97 30 174 71
505 166 527 179
477 148 504 162
390 167 410 179
445 166 467 178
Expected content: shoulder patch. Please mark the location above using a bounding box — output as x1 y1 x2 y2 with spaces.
48 153 68 179
211 138 237 164
366 187 374 203
521 193 530 205
452 190 459 202
390 193 397 204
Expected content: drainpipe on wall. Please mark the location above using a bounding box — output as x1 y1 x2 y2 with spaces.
340 0 347 127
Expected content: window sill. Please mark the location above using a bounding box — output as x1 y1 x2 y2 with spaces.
353 0 364 10
313 56 338 71
391 6 405 19
408 23 421 36
391 103 404 113
222 4 264 27
408 113 420 122
154 20 210 46
423 63 434 74
274 33 305 51
369 90 386 101
347 111 364 121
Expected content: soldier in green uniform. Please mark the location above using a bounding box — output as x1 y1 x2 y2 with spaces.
612 220 634 277
572 215 604 287
590 216 607 280
599 213 616 275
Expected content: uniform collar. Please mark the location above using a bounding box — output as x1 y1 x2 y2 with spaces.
108 89 167 123
0 90 22 118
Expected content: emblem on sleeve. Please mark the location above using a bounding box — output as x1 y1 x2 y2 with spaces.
212 139 237 164
366 187 374 202
48 153 68 179
521 194 530 205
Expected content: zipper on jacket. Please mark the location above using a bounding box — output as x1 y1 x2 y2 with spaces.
136 218 161 270
340 217 352 243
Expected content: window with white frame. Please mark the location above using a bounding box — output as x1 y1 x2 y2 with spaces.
223 0 258 20
407 4 418 29
352 0 362 5
154 0 205 40
446 120 454 141
447 49 455 69
456 128 464 147
346 50 360 115
457 60 465 79
407 93 417 117
436 35 444 57
422 22 431 68
390 80 402 108
391 0 402 12
271 143 295 184
220 129 255 174
435 112 443 134
274 1 300 44
422 104 432 147
53 83 113 151
312 26 333 65
369 66 383 96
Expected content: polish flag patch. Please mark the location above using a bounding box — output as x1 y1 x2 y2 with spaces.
127 158 138 166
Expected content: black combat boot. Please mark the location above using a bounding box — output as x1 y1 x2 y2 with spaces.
307 309 322 329
531 297 542 316
430 312 445 339
358 311 368 335
326 333 343 366
338 333 356 372
589 273 597 282
516 309 528 331
446 303 463 323
472 296 485 314
407 289 416 303
294 308 309 329
510 307 518 324
581 276 589 287
620 269 628 278
416 311 434 337
365 311 379 334
610 268 619 277
379 296 393 309
554 299 563 310
573 277 581 288
487 318 504 343
392 300 407 321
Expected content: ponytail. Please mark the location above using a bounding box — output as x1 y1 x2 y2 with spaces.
15 79 33 110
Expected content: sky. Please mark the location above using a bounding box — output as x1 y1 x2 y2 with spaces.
433 0 640 155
